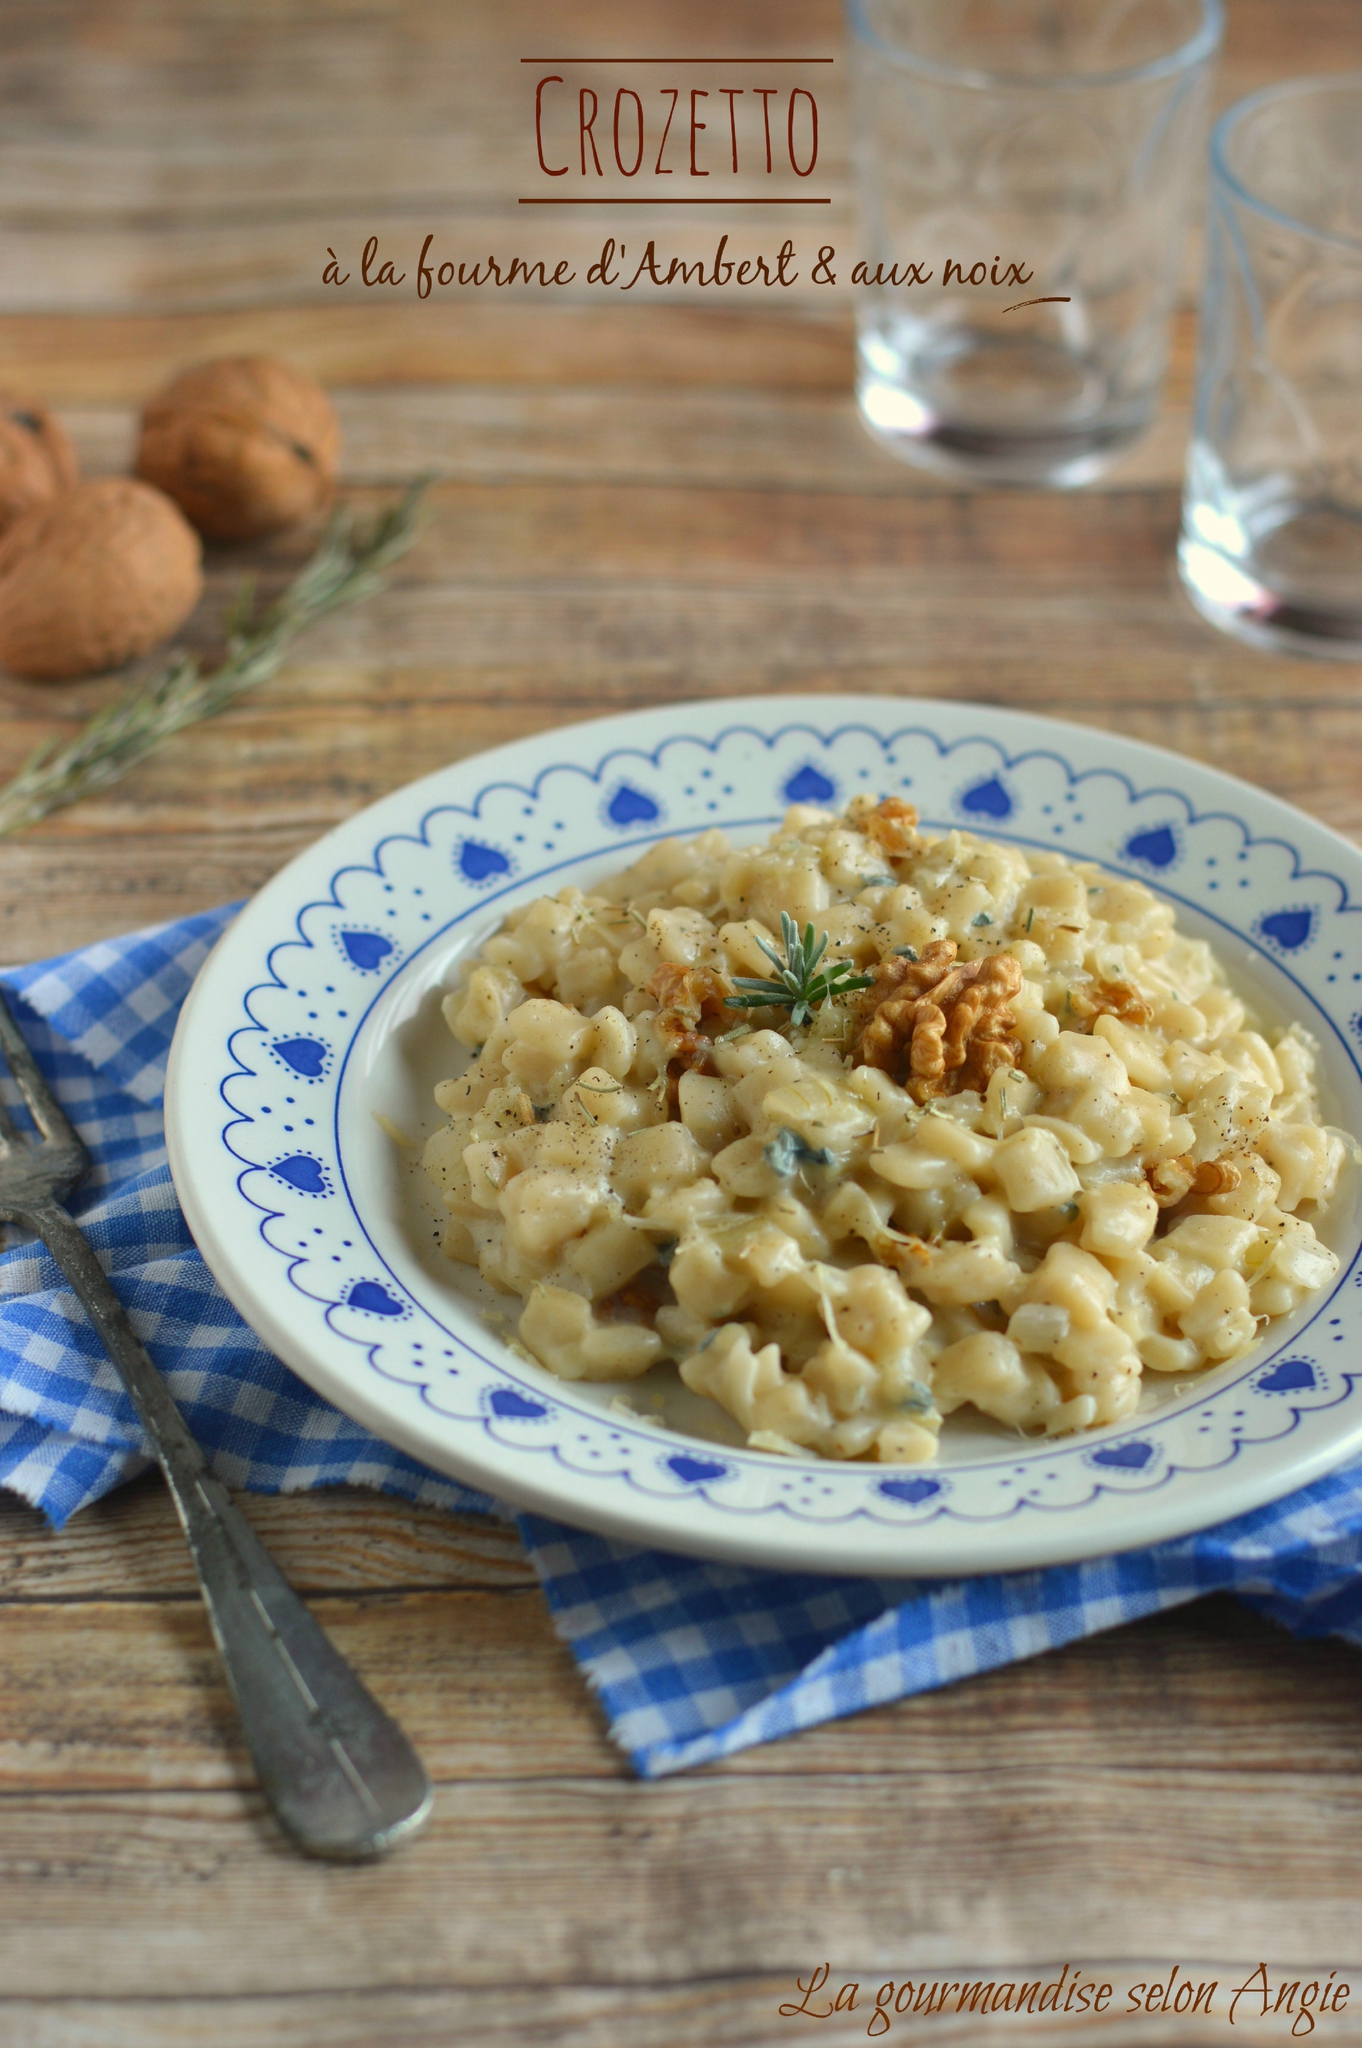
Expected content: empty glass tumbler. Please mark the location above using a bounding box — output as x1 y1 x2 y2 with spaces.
849 0 1222 485
1179 77 1362 658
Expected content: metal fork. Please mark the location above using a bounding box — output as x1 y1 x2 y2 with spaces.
0 986 432 1859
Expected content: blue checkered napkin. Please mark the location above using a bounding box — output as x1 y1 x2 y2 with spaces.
524 1463 1362 1776
2 909 1362 1782
0 907 496 1529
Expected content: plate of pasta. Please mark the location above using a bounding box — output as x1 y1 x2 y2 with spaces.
166 696 1362 1575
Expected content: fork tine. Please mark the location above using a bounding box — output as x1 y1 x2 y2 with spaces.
0 985 86 1158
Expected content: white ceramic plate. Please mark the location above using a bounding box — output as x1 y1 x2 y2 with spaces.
166 695 1362 1575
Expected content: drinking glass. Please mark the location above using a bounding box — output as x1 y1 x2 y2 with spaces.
1179 77 1362 658
848 0 1222 486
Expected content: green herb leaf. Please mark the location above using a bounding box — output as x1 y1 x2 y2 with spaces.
0 479 431 839
728 912 873 1027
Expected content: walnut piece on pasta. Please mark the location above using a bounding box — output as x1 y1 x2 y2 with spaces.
852 939 1025 1103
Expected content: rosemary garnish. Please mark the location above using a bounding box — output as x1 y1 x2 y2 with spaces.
728 913 873 1028
0 479 429 838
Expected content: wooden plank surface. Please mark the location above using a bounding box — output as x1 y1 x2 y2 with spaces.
1 2 1361 2045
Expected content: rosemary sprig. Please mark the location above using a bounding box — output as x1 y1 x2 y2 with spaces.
0 478 430 838
729 912 873 1028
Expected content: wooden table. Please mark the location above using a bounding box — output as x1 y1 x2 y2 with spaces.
1 4 1360 2043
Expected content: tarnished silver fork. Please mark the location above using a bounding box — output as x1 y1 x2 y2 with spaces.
0 986 431 1859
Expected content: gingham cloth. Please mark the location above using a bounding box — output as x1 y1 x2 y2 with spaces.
2 908 1361 1779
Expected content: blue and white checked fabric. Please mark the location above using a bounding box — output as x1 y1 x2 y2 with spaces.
2 907 1361 1780
0 908 496 1528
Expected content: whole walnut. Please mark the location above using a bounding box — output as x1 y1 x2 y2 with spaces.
137 355 341 541
0 478 202 681
0 392 78 535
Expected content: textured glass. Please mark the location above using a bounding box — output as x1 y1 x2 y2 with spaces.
849 0 1221 486
1179 78 1362 657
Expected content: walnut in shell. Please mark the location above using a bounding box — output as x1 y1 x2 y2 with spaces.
136 355 341 541
0 392 78 536
0 478 202 681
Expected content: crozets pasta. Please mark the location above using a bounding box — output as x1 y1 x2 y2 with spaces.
420 797 1347 1465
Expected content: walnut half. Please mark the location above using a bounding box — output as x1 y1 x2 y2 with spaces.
852 939 1024 1103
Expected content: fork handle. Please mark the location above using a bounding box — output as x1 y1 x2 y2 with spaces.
28 1198 432 1860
